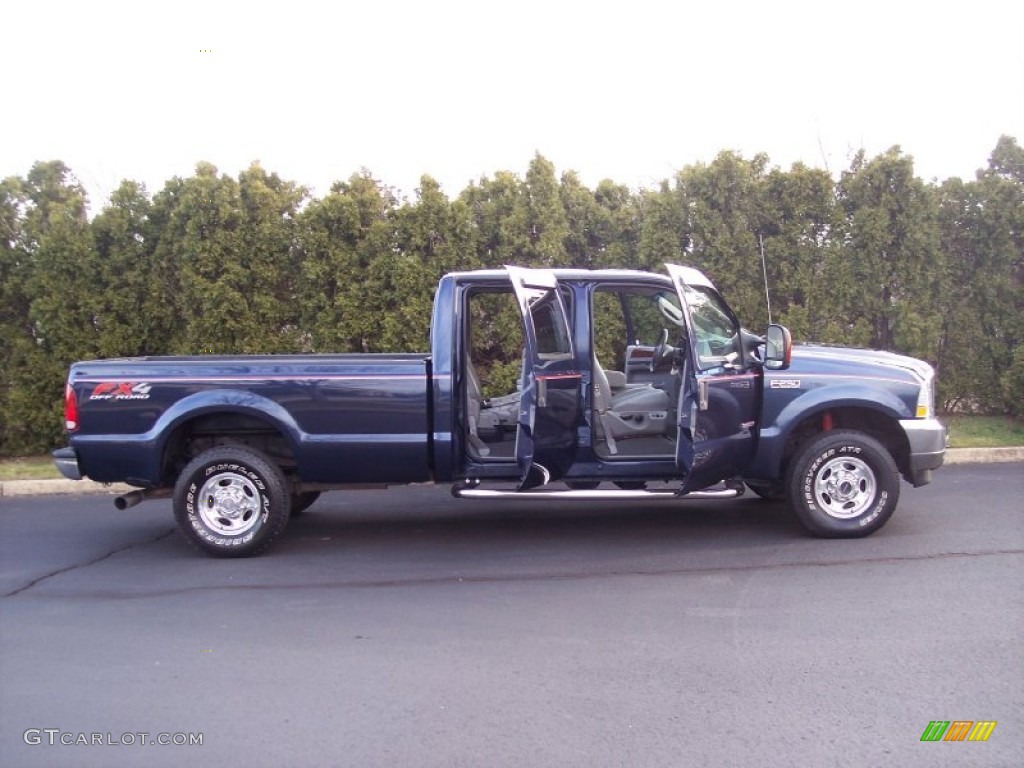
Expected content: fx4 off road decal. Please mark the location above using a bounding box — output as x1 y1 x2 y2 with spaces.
89 382 153 401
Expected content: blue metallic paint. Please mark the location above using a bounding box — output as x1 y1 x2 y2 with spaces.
59 268 942 495
69 356 434 486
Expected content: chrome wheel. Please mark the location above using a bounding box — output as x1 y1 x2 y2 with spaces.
197 472 262 536
813 456 876 519
788 431 900 538
175 446 290 557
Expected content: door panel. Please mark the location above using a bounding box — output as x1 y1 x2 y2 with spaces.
506 266 582 490
665 264 760 491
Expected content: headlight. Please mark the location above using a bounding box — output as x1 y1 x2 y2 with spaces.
915 365 935 419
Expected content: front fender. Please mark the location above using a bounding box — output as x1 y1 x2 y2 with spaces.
752 384 913 479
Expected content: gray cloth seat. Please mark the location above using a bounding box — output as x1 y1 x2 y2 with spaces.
467 359 522 452
469 354 670 458
592 355 670 455
465 359 491 457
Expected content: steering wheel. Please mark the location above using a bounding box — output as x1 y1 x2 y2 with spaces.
650 328 669 372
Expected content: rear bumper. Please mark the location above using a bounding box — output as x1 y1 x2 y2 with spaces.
52 447 82 481
899 418 948 486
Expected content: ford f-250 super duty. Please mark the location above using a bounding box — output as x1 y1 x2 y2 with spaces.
53 265 947 556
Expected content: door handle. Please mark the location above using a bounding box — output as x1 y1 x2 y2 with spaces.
697 378 709 411
537 377 547 407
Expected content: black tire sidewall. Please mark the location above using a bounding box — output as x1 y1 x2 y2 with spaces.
174 446 291 557
788 431 900 537
746 481 785 502
291 491 321 515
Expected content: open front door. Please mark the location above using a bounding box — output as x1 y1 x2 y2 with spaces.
666 264 760 492
506 266 582 490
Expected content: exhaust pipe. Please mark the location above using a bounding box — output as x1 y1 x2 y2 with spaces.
114 488 172 510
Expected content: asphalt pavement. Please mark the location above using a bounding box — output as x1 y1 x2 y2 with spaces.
1 464 1021 767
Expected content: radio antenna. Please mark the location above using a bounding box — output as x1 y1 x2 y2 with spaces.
758 233 773 325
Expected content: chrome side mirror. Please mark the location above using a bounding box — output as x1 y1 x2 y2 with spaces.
764 324 792 370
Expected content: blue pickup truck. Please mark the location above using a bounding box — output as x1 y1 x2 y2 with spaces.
53 265 947 556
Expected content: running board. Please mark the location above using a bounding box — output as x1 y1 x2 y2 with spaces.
451 485 743 501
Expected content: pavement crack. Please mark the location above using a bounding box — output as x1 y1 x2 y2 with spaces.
1 528 177 598
11 546 1022 599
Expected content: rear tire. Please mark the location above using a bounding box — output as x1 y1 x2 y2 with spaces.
174 446 291 557
614 481 647 490
786 430 900 538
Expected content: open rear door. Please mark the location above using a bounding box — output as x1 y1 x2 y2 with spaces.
666 264 760 492
506 266 583 490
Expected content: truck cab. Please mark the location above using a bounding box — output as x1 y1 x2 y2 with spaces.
444 265 786 493
442 265 944 545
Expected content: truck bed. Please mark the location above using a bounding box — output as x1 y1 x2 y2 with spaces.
67 354 434 486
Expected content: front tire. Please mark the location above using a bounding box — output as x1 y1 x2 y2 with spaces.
786 430 900 538
746 480 785 502
174 446 291 557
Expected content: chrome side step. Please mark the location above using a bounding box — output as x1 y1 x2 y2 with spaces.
451 484 743 501
680 487 744 500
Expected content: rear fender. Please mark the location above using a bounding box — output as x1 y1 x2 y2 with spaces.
153 390 304 478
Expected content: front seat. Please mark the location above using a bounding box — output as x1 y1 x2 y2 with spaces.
592 354 670 455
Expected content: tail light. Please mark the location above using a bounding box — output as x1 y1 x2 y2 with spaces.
64 383 79 431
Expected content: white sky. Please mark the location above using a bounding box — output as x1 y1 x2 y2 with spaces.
4 0 1023 210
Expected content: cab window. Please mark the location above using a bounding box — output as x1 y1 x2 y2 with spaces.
681 285 742 370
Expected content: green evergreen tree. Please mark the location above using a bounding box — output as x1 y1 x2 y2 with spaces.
559 170 604 268
0 175 34 454
836 148 944 357
672 151 773 327
295 171 398 352
90 180 170 358
522 153 569 267
636 180 691 271
152 163 247 353
6 162 97 452
384 175 477 350
592 178 641 269
460 170 530 268
1 141 1021 457
759 163 846 340
236 164 308 352
937 136 1024 413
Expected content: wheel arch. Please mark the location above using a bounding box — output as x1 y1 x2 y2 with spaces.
755 398 912 484
154 391 303 486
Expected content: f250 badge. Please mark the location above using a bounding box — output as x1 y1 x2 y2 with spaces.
89 382 153 401
768 379 801 389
